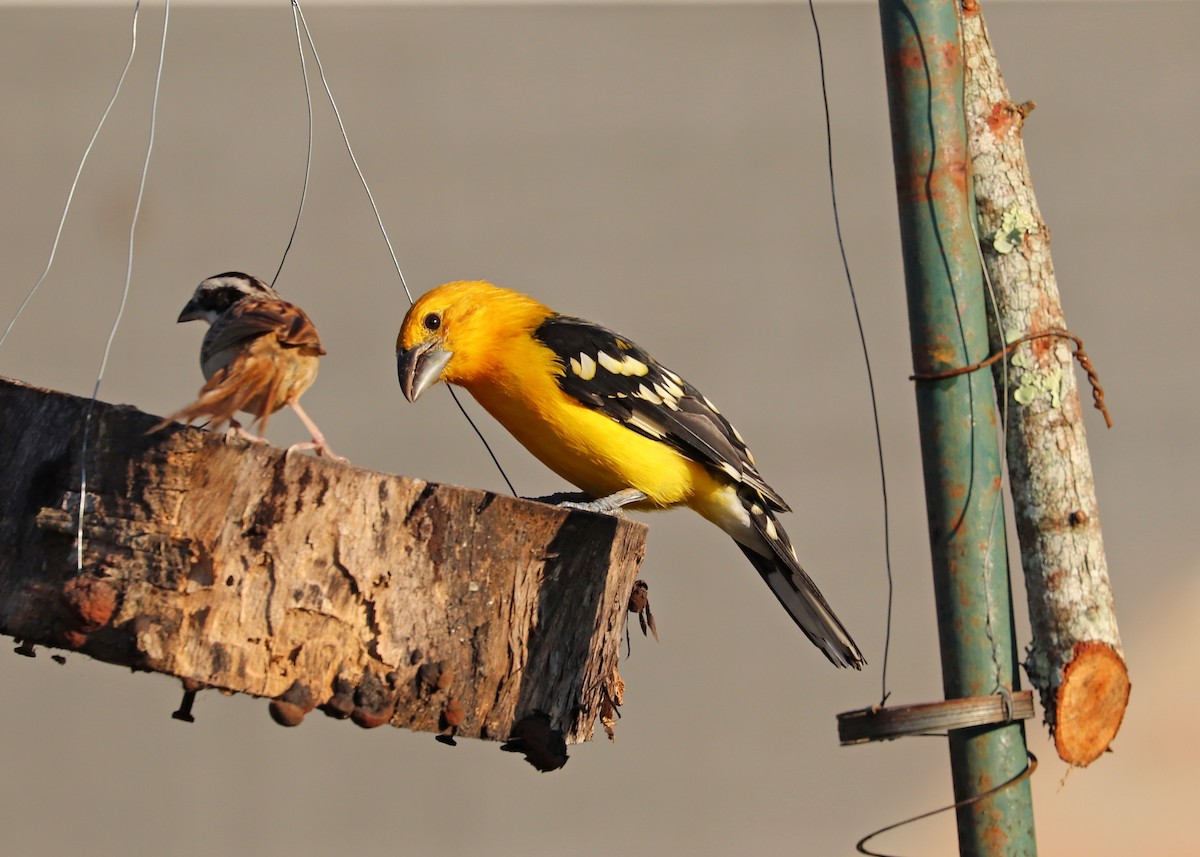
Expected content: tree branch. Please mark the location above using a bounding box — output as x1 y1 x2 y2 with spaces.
962 0 1128 766
0 376 646 768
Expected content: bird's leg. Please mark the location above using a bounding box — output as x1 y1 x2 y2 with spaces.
286 401 347 462
557 488 646 516
225 419 267 445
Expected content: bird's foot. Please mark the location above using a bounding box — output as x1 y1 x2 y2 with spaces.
285 403 346 462
286 438 348 463
557 488 646 517
225 421 267 445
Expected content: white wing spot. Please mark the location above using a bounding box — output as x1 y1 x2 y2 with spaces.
703 396 720 414
750 503 764 516
763 516 778 541
569 357 582 376
577 352 597 380
636 384 662 405
721 462 742 480
661 377 685 399
597 351 621 374
626 413 666 438
622 356 650 376
598 350 650 376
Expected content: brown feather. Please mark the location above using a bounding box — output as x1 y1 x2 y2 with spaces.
152 317 321 433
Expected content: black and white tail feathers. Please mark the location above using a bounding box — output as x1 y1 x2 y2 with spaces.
737 494 865 669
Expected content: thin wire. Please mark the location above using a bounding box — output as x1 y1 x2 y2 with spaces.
448 387 518 496
952 0 1011 452
855 751 1038 856
273 1 315 287
911 328 1109 426
806 0 894 705
0 2 143 351
955 0 1008 691
291 0 412 304
77 0 170 570
290 0 516 496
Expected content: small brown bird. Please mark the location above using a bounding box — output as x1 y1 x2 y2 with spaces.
154 272 342 460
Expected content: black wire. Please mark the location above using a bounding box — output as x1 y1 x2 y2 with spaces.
855 751 1038 856
447 386 517 497
273 0 314 287
806 0 894 706
286 0 516 497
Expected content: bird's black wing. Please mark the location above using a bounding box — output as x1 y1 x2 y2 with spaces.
534 314 789 512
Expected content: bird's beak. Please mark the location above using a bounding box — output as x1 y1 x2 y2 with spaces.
397 339 453 403
176 299 204 324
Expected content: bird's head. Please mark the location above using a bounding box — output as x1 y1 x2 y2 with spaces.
396 280 551 402
177 272 279 326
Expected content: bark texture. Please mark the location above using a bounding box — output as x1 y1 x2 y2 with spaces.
0 376 646 758
962 0 1128 766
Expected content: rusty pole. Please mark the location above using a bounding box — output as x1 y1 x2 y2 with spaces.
877 0 1037 853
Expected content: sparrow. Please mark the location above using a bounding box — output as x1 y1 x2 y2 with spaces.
153 272 343 460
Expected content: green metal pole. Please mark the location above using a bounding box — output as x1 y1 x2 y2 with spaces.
877 0 1037 854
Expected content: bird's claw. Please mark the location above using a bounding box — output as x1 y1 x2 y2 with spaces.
225 421 267 445
556 488 646 517
558 499 627 517
286 439 348 463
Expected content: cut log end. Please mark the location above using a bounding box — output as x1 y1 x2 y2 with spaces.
1053 641 1130 766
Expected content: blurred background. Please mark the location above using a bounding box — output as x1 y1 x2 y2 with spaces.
0 2 1195 854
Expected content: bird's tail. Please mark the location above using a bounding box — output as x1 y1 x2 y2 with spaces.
730 494 865 669
149 355 281 434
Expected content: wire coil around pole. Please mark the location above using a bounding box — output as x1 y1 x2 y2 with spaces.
837 690 1034 745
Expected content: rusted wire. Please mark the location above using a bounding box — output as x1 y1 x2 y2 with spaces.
911 328 1112 428
855 751 1039 857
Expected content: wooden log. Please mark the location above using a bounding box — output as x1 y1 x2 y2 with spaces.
0 376 646 765
962 0 1128 766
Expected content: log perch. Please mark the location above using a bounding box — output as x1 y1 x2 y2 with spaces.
962 1 1128 766
0 376 647 766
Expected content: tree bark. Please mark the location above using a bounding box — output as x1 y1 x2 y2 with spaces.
0 376 646 765
962 0 1128 766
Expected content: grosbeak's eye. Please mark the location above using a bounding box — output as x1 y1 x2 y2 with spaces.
423 312 441 332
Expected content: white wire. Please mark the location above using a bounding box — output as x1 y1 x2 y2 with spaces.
0 2 143 351
291 0 412 304
77 0 171 570
290 0 516 495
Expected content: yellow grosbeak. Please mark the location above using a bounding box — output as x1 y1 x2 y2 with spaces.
396 281 864 668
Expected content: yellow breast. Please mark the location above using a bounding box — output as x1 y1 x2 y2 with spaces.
462 351 704 510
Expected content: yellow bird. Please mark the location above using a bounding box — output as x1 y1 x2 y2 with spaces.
396 281 864 669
